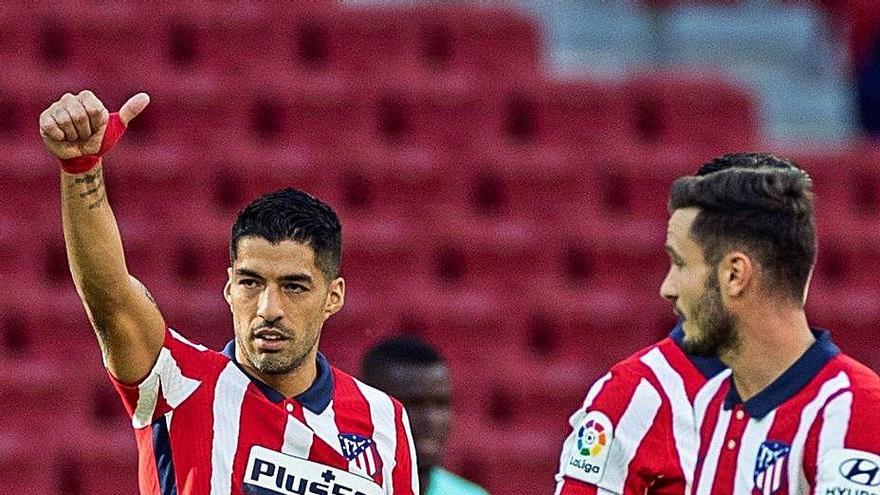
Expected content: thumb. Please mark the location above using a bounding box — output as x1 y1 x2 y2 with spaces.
118 92 150 127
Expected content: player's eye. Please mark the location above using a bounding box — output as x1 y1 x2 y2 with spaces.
239 279 259 288
283 283 307 293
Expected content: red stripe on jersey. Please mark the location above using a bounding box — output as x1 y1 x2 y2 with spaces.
164 359 221 495
391 399 416 495
558 478 600 495
135 426 161 495
332 371 383 485
230 383 288 492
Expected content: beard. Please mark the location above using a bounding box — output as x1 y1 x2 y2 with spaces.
238 322 320 375
682 272 739 358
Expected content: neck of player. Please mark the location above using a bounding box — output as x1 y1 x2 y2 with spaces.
248 349 320 398
721 304 814 403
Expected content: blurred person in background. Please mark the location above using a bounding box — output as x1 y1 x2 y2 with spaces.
361 337 488 495
665 153 880 493
554 154 801 495
39 90 417 495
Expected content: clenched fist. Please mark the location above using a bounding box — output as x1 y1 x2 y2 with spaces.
39 90 150 160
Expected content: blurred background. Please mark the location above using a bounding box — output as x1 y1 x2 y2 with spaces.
2 0 880 493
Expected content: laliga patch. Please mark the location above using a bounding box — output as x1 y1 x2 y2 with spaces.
564 411 614 485
816 448 880 494
243 445 382 495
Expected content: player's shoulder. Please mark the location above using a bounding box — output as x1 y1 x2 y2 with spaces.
830 353 880 396
164 327 228 366
607 338 676 375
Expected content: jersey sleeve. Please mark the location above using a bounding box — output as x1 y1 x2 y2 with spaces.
107 327 223 429
388 400 418 495
554 367 665 495
811 381 880 494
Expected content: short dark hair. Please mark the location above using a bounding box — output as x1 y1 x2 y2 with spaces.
361 336 445 383
696 152 800 176
669 153 816 303
230 188 342 279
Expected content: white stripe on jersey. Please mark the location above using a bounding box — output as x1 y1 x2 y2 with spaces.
210 363 250 495
732 410 776 495
694 369 731 427
816 390 853 476
304 400 344 457
169 328 209 351
641 348 698 491
130 347 202 429
696 407 732 495
282 414 314 458
787 371 850 494
356 379 399 494
132 360 162 429
601 379 663 492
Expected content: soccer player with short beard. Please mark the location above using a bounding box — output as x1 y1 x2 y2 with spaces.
40 90 417 495
663 153 880 494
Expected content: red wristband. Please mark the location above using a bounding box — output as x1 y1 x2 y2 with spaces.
60 113 127 174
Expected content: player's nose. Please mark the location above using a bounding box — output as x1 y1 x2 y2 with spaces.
659 268 677 301
256 286 285 322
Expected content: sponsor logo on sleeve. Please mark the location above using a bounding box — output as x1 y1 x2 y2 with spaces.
753 440 790 495
243 445 383 495
563 411 614 485
816 448 880 495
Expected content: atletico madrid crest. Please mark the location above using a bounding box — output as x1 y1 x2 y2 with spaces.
753 440 790 495
339 433 382 479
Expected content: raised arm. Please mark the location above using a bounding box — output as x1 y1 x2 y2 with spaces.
40 90 163 383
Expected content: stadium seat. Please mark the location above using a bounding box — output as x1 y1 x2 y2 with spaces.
622 71 758 154
405 5 543 81
482 78 635 151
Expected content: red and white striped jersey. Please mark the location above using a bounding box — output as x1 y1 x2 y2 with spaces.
109 328 418 495
555 324 728 495
692 330 880 495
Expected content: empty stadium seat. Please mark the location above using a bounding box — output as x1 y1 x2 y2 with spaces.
623 71 758 153
406 5 542 80
482 78 635 150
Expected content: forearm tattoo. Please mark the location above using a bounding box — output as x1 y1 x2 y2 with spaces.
69 170 107 209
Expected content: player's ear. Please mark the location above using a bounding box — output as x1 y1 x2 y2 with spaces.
323 277 345 321
223 267 233 306
720 251 753 298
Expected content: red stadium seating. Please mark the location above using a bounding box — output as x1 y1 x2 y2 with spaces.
622 71 758 154
482 78 636 151
4 2 878 494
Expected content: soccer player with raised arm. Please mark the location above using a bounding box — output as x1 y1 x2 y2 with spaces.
662 153 880 494
39 90 418 495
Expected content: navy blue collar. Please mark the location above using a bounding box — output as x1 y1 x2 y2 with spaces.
670 320 728 379
723 329 839 419
222 340 334 414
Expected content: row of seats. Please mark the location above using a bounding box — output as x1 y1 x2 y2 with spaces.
7 216 880 302
2 70 756 154
7 142 880 232
0 4 541 82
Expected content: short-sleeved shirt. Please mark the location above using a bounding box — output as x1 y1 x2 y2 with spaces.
425 467 489 495
555 324 728 495
110 328 418 495
692 329 880 494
